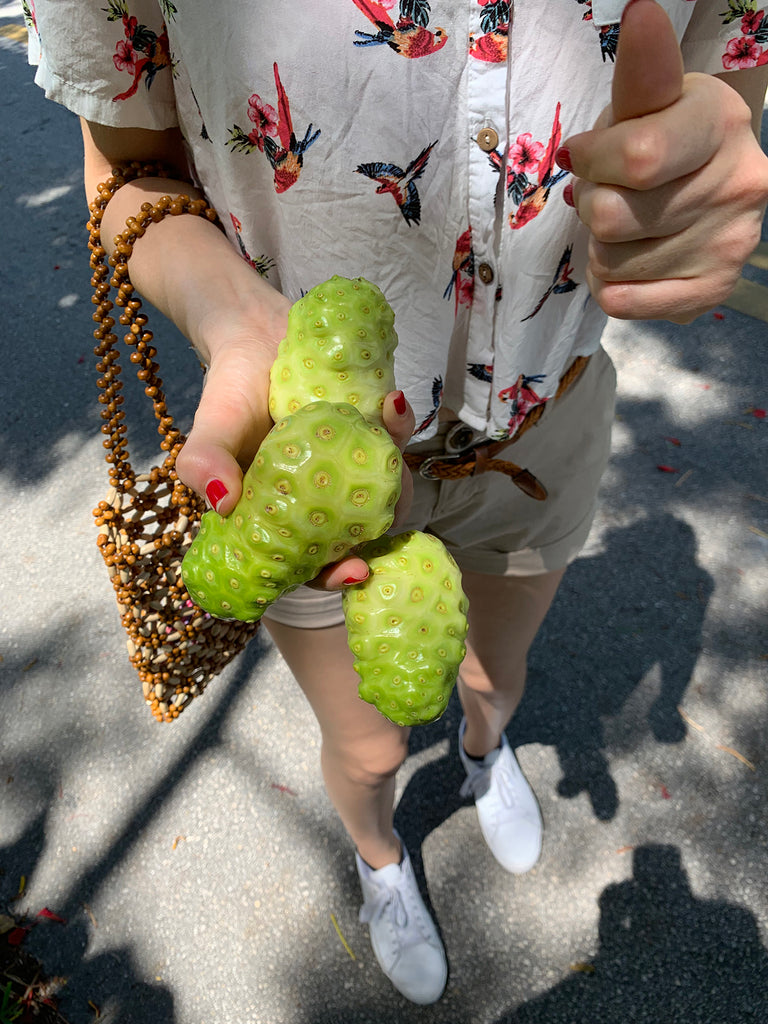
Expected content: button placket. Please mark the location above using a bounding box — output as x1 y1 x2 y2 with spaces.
464 11 508 424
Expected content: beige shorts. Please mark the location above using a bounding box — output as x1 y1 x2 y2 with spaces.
263 345 617 629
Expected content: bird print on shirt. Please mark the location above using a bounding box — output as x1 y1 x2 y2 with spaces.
444 228 475 312
227 63 320 193
414 376 444 434
574 0 621 61
230 214 276 277
467 363 493 383
356 141 438 224
521 244 579 320
508 102 570 229
469 0 509 62
351 0 448 57
497 373 549 436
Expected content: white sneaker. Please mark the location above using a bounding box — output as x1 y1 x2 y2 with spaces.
356 835 447 1004
459 717 543 874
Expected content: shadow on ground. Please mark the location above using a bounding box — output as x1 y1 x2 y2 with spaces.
1 636 272 1024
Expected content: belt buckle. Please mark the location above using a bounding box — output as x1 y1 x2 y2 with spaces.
418 452 465 480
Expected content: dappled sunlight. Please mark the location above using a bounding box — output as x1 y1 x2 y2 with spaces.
16 184 76 208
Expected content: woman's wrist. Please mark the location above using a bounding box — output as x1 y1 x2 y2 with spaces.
98 175 290 365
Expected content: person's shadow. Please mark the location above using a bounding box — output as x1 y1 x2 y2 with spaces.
398 511 714 859
506 844 768 1024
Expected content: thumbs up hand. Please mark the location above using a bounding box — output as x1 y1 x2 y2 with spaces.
558 0 768 323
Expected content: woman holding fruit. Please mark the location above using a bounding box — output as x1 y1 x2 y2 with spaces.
26 0 768 1004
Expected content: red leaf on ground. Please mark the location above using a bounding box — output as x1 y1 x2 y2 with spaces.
660 784 671 799
663 437 681 446
713 311 725 320
37 908 67 924
751 408 766 419
270 783 297 796
7 926 30 945
657 465 679 473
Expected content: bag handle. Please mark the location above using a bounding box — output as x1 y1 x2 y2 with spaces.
87 162 219 504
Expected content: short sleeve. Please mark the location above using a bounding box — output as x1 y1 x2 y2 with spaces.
26 0 178 129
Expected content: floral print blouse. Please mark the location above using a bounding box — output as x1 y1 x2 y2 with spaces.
25 0 761 440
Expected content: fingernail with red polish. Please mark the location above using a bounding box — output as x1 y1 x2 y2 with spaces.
205 478 228 511
343 573 369 586
393 390 407 416
555 146 572 172
563 181 575 207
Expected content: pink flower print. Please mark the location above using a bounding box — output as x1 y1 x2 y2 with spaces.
723 34 765 68
247 94 279 152
509 133 545 174
113 38 137 73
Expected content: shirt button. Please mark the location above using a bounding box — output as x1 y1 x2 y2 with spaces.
478 262 494 284
476 127 499 152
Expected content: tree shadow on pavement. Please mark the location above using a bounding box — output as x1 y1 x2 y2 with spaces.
0 636 270 1024
504 843 768 1024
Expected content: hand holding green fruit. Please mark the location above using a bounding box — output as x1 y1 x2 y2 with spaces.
181 275 468 724
182 276 402 620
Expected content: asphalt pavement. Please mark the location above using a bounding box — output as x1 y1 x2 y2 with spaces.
2 12 767 1024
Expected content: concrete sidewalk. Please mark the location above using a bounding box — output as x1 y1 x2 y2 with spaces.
2 16 767 1024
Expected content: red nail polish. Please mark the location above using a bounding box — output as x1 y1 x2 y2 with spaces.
205 478 228 511
563 181 575 207
393 390 407 416
555 146 572 172
343 574 368 586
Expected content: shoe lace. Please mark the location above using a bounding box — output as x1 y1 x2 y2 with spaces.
360 884 431 949
460 758 518 808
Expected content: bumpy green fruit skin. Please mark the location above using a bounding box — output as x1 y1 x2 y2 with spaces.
343 531 469 726
269 276 397 427
181 401 402 622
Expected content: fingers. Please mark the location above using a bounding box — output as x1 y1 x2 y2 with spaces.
558 0 768 325
564 76 723 191
310 555 371 591
585 267 743 323
610 0 683 123
382 389 416 452
175 345 274 516
571 166 716 244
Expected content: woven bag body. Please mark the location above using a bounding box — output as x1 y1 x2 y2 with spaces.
89 164 259 722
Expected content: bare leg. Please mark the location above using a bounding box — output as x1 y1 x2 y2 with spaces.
458 567 566 758
263 618 407 869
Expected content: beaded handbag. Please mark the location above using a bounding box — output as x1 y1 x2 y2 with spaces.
88 164 260 722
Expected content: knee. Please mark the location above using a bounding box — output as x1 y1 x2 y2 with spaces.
323 728 410 787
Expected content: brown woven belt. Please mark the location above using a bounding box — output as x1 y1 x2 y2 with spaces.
403 354 591 502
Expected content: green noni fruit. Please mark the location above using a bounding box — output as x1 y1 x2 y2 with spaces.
343 530 469 726
269 276 397 426
181 401 402 621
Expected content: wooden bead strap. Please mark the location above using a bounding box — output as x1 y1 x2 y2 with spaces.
88 163 260 723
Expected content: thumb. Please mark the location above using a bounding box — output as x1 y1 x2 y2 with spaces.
175 349 274 516
611 0 684 123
